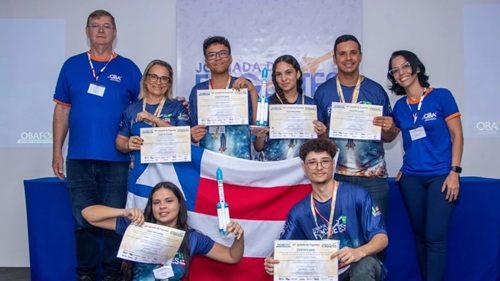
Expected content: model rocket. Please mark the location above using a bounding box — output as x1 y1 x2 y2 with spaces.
216 168 230 235
255 67 269 126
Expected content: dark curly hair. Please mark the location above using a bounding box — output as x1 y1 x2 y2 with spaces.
299 138 338 161
203 36 231 57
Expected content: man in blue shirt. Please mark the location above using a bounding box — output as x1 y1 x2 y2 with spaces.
314 34 398 221
264 138 387 280
52 10 141 281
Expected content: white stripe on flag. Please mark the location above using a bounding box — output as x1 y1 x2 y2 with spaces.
188 211 283 258
135 162 187 200
125 191 148 210
200 149 310 187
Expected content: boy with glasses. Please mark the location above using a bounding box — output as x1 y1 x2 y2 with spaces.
189 36 258 159
264 138 387 281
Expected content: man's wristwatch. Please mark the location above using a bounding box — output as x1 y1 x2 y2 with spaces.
451 166 462 174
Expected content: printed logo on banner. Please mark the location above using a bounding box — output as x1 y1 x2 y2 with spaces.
17 131 53 144
177 0 362 106
474 120 500 136
195 52 338 98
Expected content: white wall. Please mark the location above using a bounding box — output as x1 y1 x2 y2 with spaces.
1 0 498 266
0 0 176 266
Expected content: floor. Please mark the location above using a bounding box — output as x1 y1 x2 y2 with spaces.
0 267 30 281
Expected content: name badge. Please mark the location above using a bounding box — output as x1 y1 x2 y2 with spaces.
153 265 174 279
87 83 106 97
409 126 426 141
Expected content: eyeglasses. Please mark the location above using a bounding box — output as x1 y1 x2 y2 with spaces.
147 74 171 84
87 23 114 31
388 61 411 76
305 158 334 170
206 50 230 61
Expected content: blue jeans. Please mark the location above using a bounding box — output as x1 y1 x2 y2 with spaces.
334 175 389 221
339 256 383 281
67 160 128 279
398 173 455 281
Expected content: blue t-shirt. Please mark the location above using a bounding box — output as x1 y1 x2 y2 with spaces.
280 182 386 249
392 88 460 176
118 99 190 196
314 76 392 177
53 52 142 161
116 218 215 281
189 77 253 159
255 93 317 161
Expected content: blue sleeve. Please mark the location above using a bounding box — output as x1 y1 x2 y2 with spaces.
279 205 308 240
174 101 191 126
359 191 387 243
115 217 131 236
189 229 216 256
381 91 393 117
130 63 142 102
117 104 133 137
313 88 328 125
439 88 460 118
371 82 392 117
189 87 199 127
53 60 71 104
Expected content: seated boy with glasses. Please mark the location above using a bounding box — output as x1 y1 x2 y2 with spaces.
264 138 388 281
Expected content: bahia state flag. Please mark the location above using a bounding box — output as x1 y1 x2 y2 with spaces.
127 145 311 281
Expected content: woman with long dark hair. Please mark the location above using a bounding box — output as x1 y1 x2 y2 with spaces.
252 54 327 161
82 181 244 281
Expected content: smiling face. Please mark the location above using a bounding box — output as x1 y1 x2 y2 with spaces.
390 55 419 90
204 43 232 75
302 151 335 185
333 40 362 76
145 64 171 99
274 61 301 94
151 188 180 227
85 15 116 50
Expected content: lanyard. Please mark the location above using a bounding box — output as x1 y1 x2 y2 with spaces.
276 92 305 105
142 97 166 127
310 181 339 240
209 76 232 89
406 88 428 127
335 75 361 104
87 52 114 84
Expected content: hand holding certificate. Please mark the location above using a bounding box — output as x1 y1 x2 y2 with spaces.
140 126 191 163
269 104 318 139
329 102 383 140
273 240 340 281
117 222 186 264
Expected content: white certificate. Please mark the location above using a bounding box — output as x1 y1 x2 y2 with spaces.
269 104 318 139
117 222 186 264
274 240 339 281
197 89 249 125
140 126 191 163
329 102 382 140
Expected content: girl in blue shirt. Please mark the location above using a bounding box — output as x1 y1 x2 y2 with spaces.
82 181 244 281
